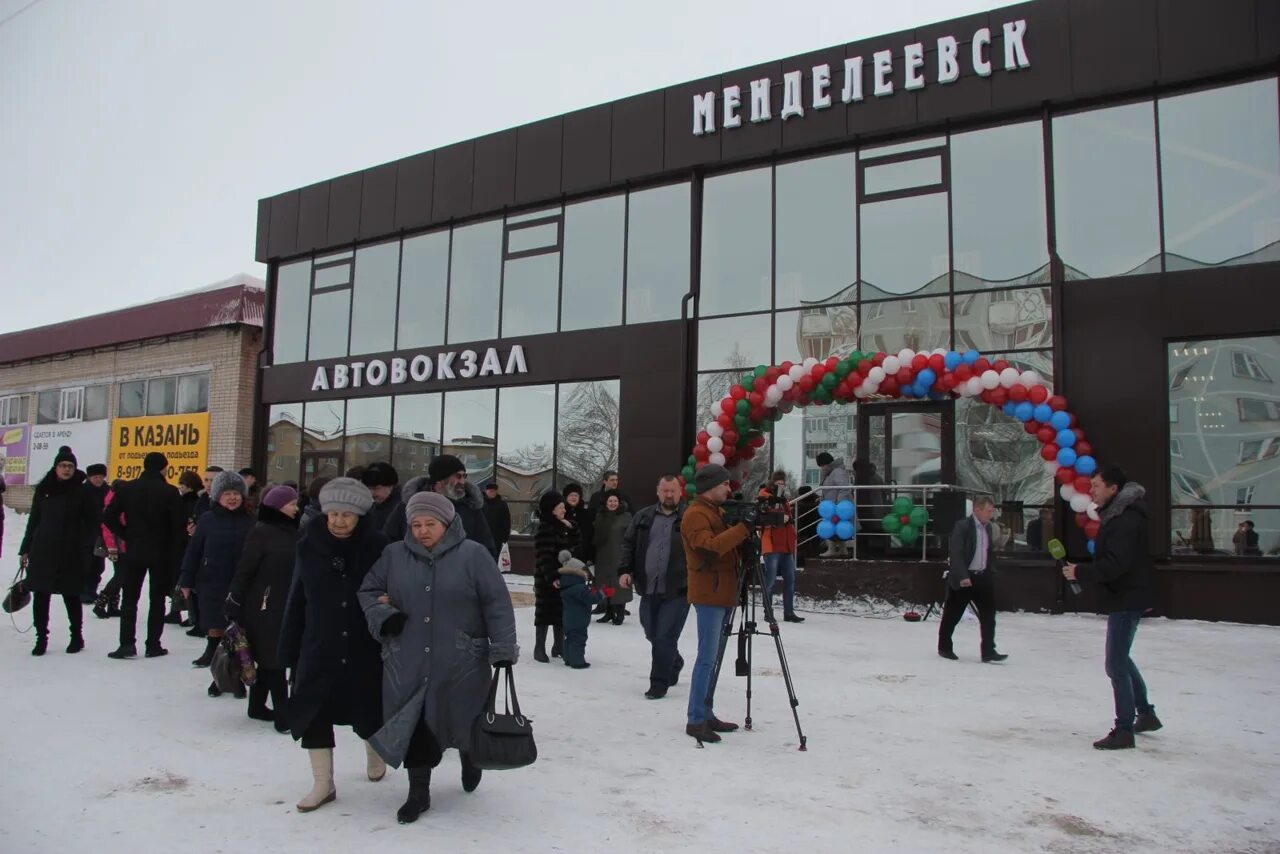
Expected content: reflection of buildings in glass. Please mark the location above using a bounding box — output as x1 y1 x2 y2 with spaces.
891 410 942 486
444 436 495 480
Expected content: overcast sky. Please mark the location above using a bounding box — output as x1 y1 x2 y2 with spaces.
0 0 1001 334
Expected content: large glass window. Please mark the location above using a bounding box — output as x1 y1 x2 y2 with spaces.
953 288 1053 353
391 393 442 483
397 231 449 349
556 380 620 498
1169 335 1280 556
308 290 351 360
859 193 949 298
36 390 59 424
951 120 1049 288
146 377 177 416
774 306 858 364
349 241 400 356
0 395 26 426
861 296 950 355
176 374 209 415
447 220 502 344
443 388 496 482
302 400 345 489
776 153 857 308
273 260 311 364
118 381 145 417
561 195 625 331
344 396 392 473
502 224 561 339
697 314 772 372
266 403 303 485
626 183 691 324
1159 78 1280 270
498 385 556 534
700 167 772 316
1053 101 1161 279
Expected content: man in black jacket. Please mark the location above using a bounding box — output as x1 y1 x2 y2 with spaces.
361 462 403 534
102 452 188 659
937 495 1007 663
618 475 690 699
81 463 111 603
481 480 512 553
1064 467 1161 750
383 455 497 559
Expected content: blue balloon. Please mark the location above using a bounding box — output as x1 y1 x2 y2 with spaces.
1033 403 1053 423
901 384 916 399
944 351 961 370
1057 447 1078 467
1049 411 1071 431
835 520 856 540
929 391 948 401
1015 402 1035 422
962 349 981 365
918 368 936 387
1056 429 1076 448
816 520 836 540
1002 402 1017 416
836 500 856 521
1087 539 1096 556
818 500 836 519
1076 455 1097 476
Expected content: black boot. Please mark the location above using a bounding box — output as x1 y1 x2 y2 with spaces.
550 626 563 658
107 644 137 659
1134 712 1163 733
192 637 218 667
611 609 625 626
1092 728 1135 750
533 626 549 663
32 634 48 656
597 604 614 624
208 680 223 698
396 767 432 824
92 592 112 620
247 682 273 721
460 751 482 793
67 623 85 654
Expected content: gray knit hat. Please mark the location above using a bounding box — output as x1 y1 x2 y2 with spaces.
318 477 373 516
558 549 587 571
406 491 456 526
210 470 248 502
694 463 731 495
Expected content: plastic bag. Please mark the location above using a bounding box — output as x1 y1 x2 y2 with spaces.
498 542 512 573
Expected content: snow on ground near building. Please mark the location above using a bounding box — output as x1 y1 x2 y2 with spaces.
0 530 1277 853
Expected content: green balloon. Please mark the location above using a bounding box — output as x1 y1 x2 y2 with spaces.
909 506 929 527
734 415 750 430
771 410 784 422
892 495 914 515
685 483 697 497
754 365 768 378
835 360 851 378
741 374 755 389
882 513 903 533
688 454 697 467
736 399 750 414
682 465 695 481
898 524 919 545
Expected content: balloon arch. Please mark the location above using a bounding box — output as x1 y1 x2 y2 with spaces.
681 348 1103 555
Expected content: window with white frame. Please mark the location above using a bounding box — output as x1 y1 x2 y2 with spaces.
0 395 26 425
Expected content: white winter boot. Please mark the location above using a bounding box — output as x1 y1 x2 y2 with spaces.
297 748 336 812
365 740 387 782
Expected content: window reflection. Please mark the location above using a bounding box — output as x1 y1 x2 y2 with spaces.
266 403 303 486
860 296 950 355
627 183 691 324
443 388 496 482
774 306 857 364
502 252 560 338
392 393 441 483
952 288 1052 353
1171 508 1280 557
498 385 556 533
273 260 311 364
700 168 772 316
1159 78 1280 269
862 155 943 195
951 120 1049 289
1053 101 1160 279
344 396 392 473
556 380 620 498
561 195 624 331
697 314 772 372
308 290 351 360
302 400 345 490
860 193 949 298
776 153 857 308
349 241 399 356
398 231 449 349
448 220 502 344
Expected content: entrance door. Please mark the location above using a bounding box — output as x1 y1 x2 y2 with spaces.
301 451 342 491
856 401 955 488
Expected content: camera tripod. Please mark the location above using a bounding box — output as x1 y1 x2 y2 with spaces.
703 532 807 751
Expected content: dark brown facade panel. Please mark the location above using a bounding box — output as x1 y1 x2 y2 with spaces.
1259 0 1280 59
618 369 686 441
394 152 434 232
255 198 271 263
719 61 784 161
1158 0 1259 82
561 105 612 193
990 1 1073 111
618 434 688 506
326 172 363 247
778 47 850 150
610 90 665 182
841 42 918 139
515 117 564 205
619 319 686 375
663 76 722 171
267 189 300 259
432 141 475 223
471 130 518 213
913 12 996 125
1069 0 1158 95
295 181 331 254
359 162 398 240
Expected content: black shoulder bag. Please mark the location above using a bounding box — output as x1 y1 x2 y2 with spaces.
3 565 31 615
470 664 537 770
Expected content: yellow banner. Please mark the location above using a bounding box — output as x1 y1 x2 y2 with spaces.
108 413 210 485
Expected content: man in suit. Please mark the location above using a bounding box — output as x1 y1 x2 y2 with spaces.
937 495 1007 663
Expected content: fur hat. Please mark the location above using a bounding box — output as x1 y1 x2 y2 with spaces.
694 464 731 495
406 491 456 526
210 471 248 502
815 452 834 467
427 454 467 485
361 461 400 488
318 477 373 516
85 463 108 477
538 490 565 521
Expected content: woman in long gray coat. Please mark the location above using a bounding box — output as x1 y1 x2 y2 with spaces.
359 491 518 825
591 490 633 625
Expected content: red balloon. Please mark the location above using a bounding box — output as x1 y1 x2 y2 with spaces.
880 376 899 395
1024 421 1041 435
1075 512 1089 529
717 412 734 428
1073 476 1092 494
1008 384 1028 402
989 387 1008 405
896 368 913 385
765 367 780 381
748 391 764 408
693 445 710 461
954 364 973 381
899 515 910 525
722 430 739 446
1056 466 1076 485
752 376 768 392
1072 427 1085 441
751 435 766 448
749 405 766 421
929 353 946 372
992 359 1010 372
858 359 873 375
974 358 991 373
730 385 746 400
720 398 736 415
825 356 839 371
848 371 863 387
1085 520 1101 540
797 393 811 406
1041 443 1059 461
911 354 929 371
696 430 710 446
779 361 793 373
739 447 756 460
1028 385 1048 404
812 365 827 380
1069 413 1078 427
1076 440 1093 457
979 389 993 404
694 460 707 470
798 375 816 393
1037 426 1056 444
872 352 886 365
1048 395 1068 411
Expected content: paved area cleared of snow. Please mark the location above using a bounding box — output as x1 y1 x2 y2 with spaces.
1 528 1277 853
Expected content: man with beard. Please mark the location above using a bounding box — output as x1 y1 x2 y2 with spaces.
618 475 690 699
383 455 497 559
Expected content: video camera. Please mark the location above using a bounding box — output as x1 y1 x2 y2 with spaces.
721 490 787 529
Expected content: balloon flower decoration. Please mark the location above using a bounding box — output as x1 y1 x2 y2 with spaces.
882 495 929 545
816 499 857 541
680 348 1104 556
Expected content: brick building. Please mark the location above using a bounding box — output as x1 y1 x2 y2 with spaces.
0 275 263 511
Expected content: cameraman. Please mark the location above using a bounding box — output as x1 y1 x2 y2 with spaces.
680 464 751 744
758 472 803 623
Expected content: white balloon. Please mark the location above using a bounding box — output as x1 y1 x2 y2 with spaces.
1044 460 1060 476
802 357 819 370
1086 506 1100 521
1069 493 1092 513
898 348 916 364
708 452 726 466
932 347 948 356
775 374 794 391
1019 370 1041 388
999 367 1020 388
981 370 1001 390
706 422 724 438
763 388 782 407
868 366 886 383
706 436 724 453
881 355 901 374
1059 483 1076 502
965 377 984 397
788 365 806 382
854 386 869 398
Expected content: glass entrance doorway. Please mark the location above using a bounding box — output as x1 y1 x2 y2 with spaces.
856 401 955 488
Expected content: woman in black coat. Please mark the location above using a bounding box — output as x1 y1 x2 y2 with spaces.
278 477 390 813
18 447 97 656
533 490 579 663
226 485 301 732
179 471 255 696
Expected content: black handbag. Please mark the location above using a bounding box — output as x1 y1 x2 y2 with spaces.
209 636 242 694
3 566 30 614
469 664 537 770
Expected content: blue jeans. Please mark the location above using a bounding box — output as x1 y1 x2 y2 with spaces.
638 594 690 688
762 552 797 617
1105 610 1154 731
687 605 729 725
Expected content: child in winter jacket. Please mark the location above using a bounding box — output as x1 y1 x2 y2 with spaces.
558 550 607 669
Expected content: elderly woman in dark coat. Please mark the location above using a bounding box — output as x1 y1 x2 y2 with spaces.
359 491 518 824
225 485 301 732
592 490 634 626
533 490 578 663
278 478 390 814
179 471 255 696
19 446 97 656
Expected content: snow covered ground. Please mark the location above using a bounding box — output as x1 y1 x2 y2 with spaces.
1 522 1278 853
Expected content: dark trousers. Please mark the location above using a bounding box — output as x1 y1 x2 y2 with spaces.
82 554 106 602
938 571 997 656
99 562 124 605
405 719 444 770
33 592 83 638
249 668 289 717
1105 610 1153 731
118 559 170 647
563 627 588 667
638 593 689 688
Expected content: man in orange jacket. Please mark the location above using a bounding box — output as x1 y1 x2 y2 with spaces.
680 464 751 744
